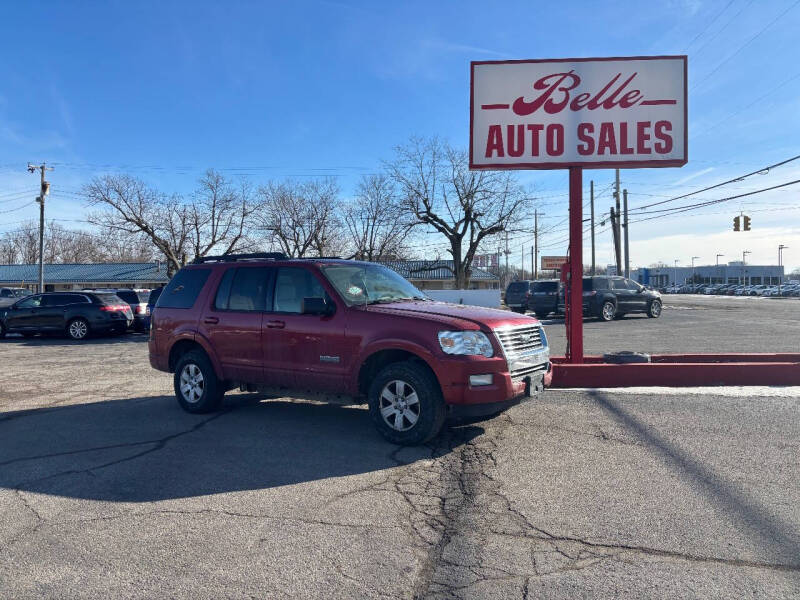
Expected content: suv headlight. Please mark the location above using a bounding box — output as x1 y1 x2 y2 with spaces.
438 331 494 358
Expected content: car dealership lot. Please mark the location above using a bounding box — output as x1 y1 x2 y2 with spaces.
1 296 799 598
542 293 800 356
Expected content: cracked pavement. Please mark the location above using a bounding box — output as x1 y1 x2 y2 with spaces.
1 311 799 598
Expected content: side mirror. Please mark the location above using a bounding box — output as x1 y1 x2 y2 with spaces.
302 297 333 315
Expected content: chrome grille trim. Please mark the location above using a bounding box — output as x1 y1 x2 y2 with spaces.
493 323 549 379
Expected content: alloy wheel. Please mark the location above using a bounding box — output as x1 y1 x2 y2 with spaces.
69 320 88 340
180 363 205 404
379 379 420 432
602 302 615 320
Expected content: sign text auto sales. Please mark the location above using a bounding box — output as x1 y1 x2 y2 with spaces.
470 57 687 170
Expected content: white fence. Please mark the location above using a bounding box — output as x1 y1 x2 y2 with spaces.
425 289 502 308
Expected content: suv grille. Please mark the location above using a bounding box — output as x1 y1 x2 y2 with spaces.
493 324 549 380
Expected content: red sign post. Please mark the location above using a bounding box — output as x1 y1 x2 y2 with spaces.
470 56 687 364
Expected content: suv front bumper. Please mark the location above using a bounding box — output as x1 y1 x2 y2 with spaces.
435 354 551 409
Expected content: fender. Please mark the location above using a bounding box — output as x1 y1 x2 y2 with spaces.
349 338 441 395
168 330 225 380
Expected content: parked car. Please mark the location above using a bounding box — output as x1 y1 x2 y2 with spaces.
0 287 31 308
0 291 133 340
529 279 562 319
145 286 164 329
558 276 662 321
149 253 552 445
504 280 533 313
113 289 151 331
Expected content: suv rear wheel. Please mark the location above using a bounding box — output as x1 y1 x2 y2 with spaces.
174 350 224 413
67 318 90 340
600 301 616 322
368 361 445 445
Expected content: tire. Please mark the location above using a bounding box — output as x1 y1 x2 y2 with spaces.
67 318 90 341
535 311 549 320
367 360 446 446
647 300 662 318
599 301 616 322
173 350 224 413
603 351 651 364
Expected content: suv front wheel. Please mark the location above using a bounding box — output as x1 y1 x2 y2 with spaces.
174 350 224 413
647 300 662 318
368 361 446 445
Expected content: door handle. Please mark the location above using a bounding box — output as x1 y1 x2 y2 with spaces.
204 317 219 324
266 320 285 329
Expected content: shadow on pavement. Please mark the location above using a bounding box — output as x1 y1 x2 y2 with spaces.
0 394 482 502
589 390 800 567
0 333 148 347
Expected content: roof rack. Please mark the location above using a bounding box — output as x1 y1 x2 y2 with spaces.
193 252 288 264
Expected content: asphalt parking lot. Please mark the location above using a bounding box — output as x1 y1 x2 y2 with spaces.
1 296 799 598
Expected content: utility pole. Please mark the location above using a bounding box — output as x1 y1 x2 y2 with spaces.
610 207 621 274
623 188 630 278
691 256 699 285
504 231 509 286
614 169 621 274
674 259 679 287
716 253 724 266
28 162 53 293
533 209 539 280
521 245 525 279
590 180 595 275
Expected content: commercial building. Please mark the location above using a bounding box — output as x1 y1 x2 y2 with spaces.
377 260 499 290
631 262 785 288
0 262 169 292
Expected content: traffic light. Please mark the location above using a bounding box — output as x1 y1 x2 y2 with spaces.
733 216 740 231
743 215 751 231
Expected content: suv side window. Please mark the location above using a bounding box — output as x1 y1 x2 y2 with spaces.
226 267 271 312
16 295 42 308
158 268 211 309
612 278 628 290
0 289 10 298
273 267 326 314
214 268 235 310
625 279 641 291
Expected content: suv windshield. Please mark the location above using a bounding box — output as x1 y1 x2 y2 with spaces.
322 264 427 306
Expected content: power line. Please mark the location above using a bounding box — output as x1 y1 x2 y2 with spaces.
683 0 737 51
628 154 800 212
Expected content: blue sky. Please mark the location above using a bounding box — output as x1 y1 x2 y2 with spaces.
1 0 799 271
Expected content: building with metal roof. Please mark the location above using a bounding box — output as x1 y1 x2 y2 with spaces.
0 263 170 292
377 260 499 290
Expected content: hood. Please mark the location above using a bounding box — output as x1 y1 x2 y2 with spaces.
363 300 540 331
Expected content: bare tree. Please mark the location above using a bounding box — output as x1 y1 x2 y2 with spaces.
386 137 529 288
344 174 411 260
85 170 255 274
256 178 345 257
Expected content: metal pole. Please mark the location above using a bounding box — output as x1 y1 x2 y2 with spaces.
567 167 583 364
614 169 621 274
623 189 629 278
610 207 620 274
534 209 539 280
590 180 595 275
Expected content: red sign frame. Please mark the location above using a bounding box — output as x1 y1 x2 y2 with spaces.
469 55 688 171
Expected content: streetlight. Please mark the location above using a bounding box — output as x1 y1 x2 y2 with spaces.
716 254 724 266
779 245 788 293
691 256 699 285
674 259 679 287
742 250 751 285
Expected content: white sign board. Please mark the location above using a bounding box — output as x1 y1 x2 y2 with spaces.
470 56 687 170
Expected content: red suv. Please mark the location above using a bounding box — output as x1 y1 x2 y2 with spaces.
149 253 551 445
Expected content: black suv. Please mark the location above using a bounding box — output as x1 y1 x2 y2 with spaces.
529 280 562 319
504 280 533 313
558 276 662 321
0 292 133 340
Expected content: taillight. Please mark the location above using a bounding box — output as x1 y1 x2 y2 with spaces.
100 304 127 312
135 305 144 314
